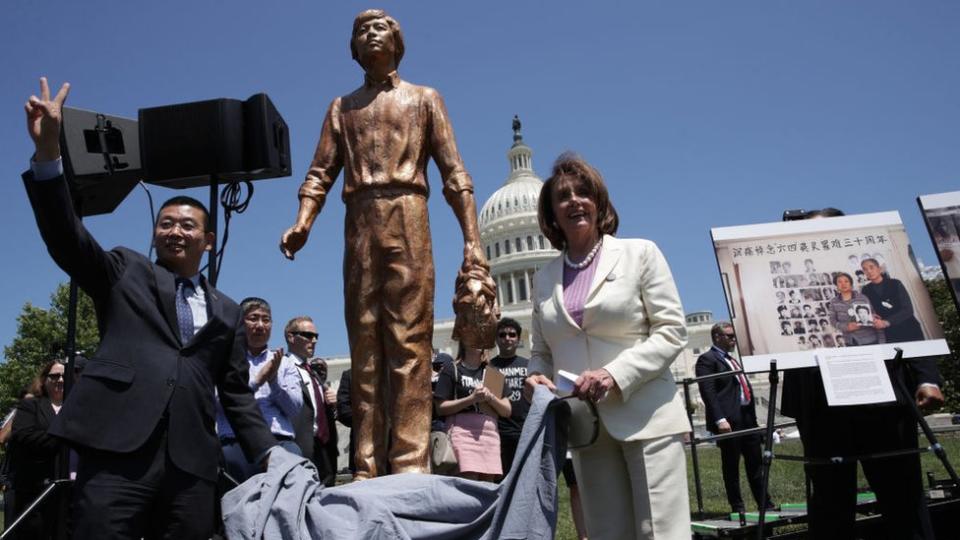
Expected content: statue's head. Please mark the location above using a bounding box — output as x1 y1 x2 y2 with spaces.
350 9 405 71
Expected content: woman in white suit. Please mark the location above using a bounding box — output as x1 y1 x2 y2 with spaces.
525 154 691 539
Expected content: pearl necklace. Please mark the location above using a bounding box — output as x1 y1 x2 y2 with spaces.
564 239 603 270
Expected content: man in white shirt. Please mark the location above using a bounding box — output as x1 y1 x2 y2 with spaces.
215 297 303 483
284 316 338 485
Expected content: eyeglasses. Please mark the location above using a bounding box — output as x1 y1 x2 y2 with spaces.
46 373 64 381
292 331 318 340
498 332 518 338
723 333 737 340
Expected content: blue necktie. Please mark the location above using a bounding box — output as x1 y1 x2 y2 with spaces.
176 278 195 344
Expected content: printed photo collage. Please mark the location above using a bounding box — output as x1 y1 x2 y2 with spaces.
771 254 890 351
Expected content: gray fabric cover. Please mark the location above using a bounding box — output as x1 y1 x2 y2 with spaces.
222 386 562 539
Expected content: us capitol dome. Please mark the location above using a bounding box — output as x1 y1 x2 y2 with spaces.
433 116 558 354
331 118 729 457
434 116 708 386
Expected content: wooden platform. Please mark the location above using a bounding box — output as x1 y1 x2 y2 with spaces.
691 493 877 538
691 493 960 539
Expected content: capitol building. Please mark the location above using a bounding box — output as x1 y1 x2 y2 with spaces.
432 118 712 388
324 119 755 466
432 118 556 356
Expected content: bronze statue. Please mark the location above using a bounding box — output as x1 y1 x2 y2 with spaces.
280 9 493 479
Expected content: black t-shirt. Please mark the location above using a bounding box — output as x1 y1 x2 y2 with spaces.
433 361 488 414
490 355 530 439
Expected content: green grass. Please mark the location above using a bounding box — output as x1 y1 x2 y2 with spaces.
552 432 960 539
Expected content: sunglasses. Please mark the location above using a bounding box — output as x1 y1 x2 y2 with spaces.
47 373 64 381
292 331 319 340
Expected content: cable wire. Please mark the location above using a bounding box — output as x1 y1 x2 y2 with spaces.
137 180 157 259
214 180 254 277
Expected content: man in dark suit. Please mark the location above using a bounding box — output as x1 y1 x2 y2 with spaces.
22 77 276 539
335 368 355 475
696 322 773 514
283 316 338 486
779 207 944 540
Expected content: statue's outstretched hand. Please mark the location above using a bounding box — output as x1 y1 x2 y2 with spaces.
280 225 309 260
25 77 70 161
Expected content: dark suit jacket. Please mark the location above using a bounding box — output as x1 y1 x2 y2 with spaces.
23 173 274 481
9 396 61 494
336 369 355 473
695 348 756 431
290 363 338 462
336 369 352 429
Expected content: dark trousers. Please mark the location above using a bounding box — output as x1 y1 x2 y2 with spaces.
311 438 337 487
72 424 216 540
717 422 768 511
221 436 299 485
799 404 933 540
500 435 520 478
8 485 56 540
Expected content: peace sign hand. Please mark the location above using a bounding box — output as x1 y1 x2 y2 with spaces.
25 77 70 161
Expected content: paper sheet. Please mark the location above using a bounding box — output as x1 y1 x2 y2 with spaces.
556 369 578 396
817 349 896 406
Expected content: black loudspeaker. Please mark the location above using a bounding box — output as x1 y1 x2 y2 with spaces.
242 94 291 180
59 107 142 216
139 98 245 188
139 94 290 188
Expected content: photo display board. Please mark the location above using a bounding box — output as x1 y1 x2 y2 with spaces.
918 190 960 312
711 211 949 371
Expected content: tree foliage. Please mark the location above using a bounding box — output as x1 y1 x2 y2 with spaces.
927 278 960 412
0 283 99 415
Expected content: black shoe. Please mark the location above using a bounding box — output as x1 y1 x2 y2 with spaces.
763 502 779 512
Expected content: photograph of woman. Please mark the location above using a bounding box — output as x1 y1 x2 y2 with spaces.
826 272 884 346
524 154 690 539
860 258 925 343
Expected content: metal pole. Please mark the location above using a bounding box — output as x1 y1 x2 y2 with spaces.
756 360 779 540
207 177 219 286
683 378 705 517
54 208 82 540
891 348 960 487
0 481 70 540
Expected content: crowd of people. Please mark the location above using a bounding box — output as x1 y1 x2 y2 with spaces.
6 15 949 534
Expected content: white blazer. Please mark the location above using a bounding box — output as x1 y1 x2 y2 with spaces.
530 235 691 441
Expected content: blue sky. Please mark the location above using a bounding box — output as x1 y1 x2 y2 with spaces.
2 1 958 357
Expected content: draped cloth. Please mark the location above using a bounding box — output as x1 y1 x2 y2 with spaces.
222 386 564 540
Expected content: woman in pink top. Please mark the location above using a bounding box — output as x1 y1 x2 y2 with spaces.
525 154 690 540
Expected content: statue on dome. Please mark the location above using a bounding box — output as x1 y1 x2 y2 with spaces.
279 9 495 479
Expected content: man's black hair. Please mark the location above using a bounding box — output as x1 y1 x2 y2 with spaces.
159 196 211 231
496 317 522 336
